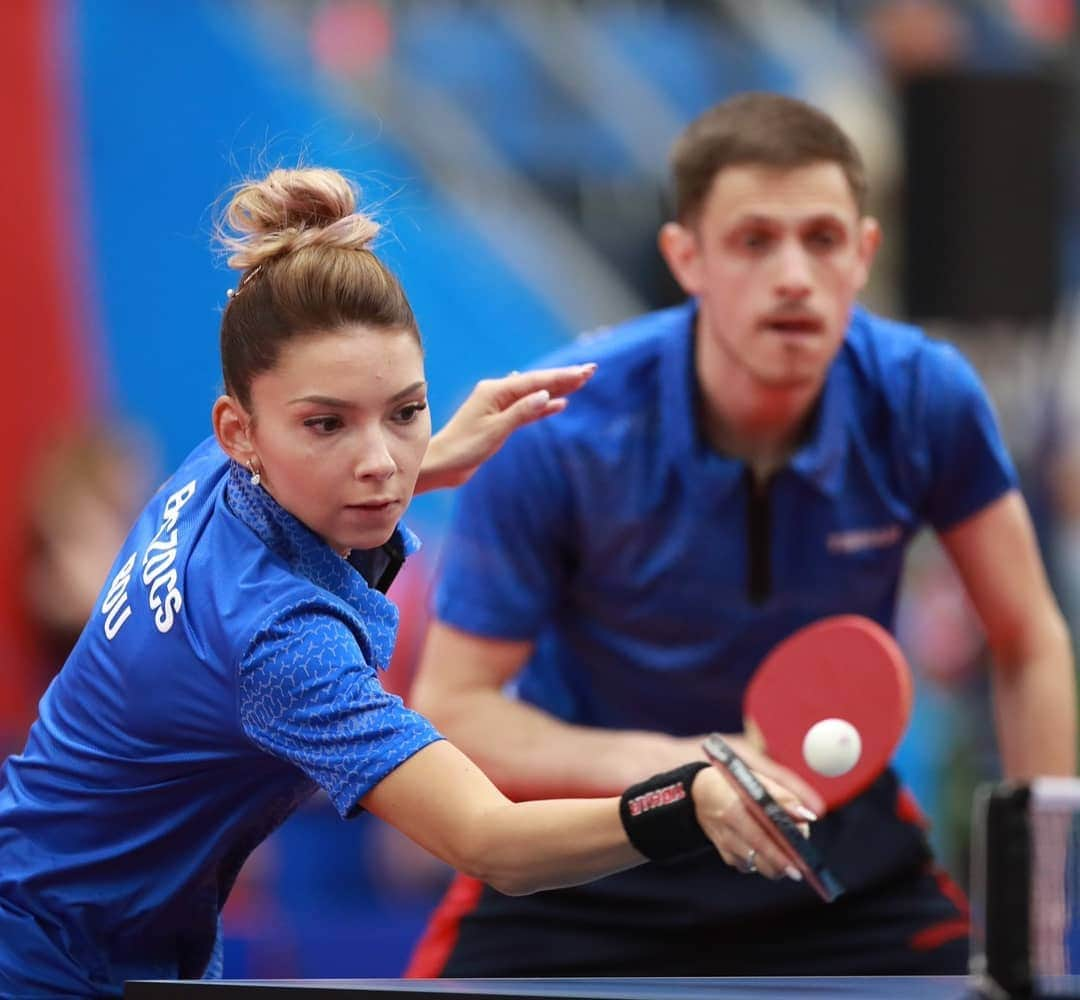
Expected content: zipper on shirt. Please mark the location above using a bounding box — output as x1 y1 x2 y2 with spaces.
374 532 406 593
745 468 772 605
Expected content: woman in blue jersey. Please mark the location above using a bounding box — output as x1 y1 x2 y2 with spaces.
0 167 810 997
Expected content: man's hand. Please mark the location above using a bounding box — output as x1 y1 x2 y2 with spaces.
417 364 596 493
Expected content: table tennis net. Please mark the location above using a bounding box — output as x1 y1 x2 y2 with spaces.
970 778 1080 999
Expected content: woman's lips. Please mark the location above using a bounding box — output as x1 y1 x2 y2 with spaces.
345 499 400 514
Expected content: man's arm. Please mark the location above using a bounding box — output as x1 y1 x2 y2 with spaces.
410 621 824 812
939 489 1076 777
410 622 695 799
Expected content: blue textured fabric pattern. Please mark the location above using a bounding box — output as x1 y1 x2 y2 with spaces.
224 459 421 628
0 437 439 995
225 459 436 817
237 597 436 817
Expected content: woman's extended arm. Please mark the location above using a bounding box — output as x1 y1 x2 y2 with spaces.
361 739 807 896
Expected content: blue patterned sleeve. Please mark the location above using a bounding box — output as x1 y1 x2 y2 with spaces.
237 599 442 817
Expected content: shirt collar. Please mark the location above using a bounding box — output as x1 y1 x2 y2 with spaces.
787 347 849 496
657 299 710 467
658 298 852 496
224 458 420 612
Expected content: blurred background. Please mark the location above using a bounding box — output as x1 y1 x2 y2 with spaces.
2 0 1079 978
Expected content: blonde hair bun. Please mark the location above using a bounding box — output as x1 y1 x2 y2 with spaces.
220 167 381 271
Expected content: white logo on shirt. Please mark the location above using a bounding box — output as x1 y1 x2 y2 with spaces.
143 479 197 634
101 550 139 640
826 524 902 554
100 478 197 641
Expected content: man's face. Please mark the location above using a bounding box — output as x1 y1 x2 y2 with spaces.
663 162 879 391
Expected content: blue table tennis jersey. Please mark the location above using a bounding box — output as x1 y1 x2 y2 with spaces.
435 300 1017 737
408 301 1015 976
0 437 440 996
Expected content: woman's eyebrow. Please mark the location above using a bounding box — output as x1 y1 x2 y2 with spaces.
288 381 427 408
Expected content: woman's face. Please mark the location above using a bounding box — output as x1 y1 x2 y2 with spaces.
245 325 430 554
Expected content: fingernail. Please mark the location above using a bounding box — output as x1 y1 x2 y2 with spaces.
786 866 803 882
532 389 551 407
580 363 597 373
796 806 818 822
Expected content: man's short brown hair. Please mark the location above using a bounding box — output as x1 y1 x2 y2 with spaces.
670 92 868 221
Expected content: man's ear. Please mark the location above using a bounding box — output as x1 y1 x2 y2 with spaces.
658 221 705 297
853 216 883 293
212 395 255 466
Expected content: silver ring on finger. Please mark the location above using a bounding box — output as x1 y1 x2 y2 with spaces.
744 848 757 874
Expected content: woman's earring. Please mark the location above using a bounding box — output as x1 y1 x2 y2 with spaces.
247 458 261 487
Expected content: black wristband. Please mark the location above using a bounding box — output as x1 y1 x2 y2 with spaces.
619 761 711 864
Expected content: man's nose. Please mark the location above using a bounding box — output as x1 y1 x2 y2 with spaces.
774 241 813 298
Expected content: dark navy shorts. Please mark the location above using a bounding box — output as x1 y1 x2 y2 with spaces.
407 772 969 977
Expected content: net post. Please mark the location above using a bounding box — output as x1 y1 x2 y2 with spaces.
969 781 1033 999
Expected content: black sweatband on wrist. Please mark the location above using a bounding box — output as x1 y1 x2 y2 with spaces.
619 761 711 864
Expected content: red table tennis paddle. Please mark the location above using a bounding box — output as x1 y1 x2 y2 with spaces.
703 733 844 903
743 615 913 810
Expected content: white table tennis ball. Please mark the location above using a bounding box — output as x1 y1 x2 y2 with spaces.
802 718 862 777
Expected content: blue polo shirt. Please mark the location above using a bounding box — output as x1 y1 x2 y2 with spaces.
436 300 1017 738
0 437 440 997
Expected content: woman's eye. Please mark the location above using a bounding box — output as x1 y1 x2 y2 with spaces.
304 416 343 434
394 401 428 424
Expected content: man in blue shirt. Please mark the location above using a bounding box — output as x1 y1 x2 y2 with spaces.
408 92 1076 975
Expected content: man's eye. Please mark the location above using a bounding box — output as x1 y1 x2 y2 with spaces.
808 230 840 249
